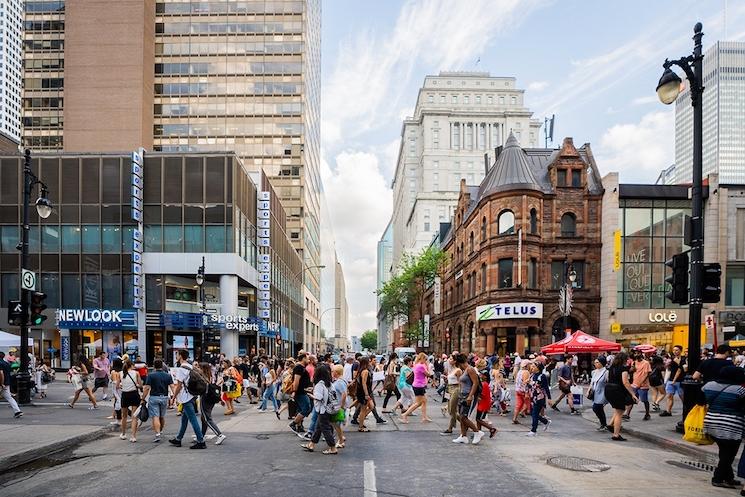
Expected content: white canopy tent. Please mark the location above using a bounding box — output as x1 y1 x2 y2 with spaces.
0 330 33 348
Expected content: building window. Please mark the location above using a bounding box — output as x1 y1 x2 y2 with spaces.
511 96 516 105
481 263 487 290
499 96 505 105
497 210 515 235
481 216 487 241
572 169 582 187
557 169 567 186
476 95 481 104
452 124 460 149
487 96 493 105
561 213 577 237
464 95 470 104
572 261 585 289
551 261 565 290
498 258 513 288
452 95 458 104
530 208 538 234
427 94 433 103
726 266 745 306
737 209 745 259
440 95 446 103
528 258 538 288
469 231 474 253
424 222 430 232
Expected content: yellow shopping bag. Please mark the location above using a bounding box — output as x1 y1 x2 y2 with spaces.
682 404 713 445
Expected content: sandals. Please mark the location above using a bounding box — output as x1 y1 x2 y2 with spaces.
489 428 498 438
335 442 345 449
322 449 338 455
358 427 370 432
300 444 314 452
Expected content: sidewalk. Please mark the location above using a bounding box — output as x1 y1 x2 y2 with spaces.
576 398 719 466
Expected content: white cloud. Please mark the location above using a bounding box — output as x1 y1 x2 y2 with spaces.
527 80 549 92
322 151 393 334
631 95 658 106
595 111 674 183
322 0 546 148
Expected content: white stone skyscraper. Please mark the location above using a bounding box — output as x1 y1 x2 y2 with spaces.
390 72 542 268
670 41 745 185
0 0 22 146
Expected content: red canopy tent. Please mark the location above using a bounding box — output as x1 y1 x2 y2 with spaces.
540 330 621 355
633 344 657 354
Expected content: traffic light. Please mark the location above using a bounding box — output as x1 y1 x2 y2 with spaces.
7 300 26 326
665 253 689 305
702 263 722 303
29 291 48 325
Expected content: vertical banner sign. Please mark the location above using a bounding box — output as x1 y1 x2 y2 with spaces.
613 230 622 272
131 149 145 309
517 228 523 286
257 191 271 320
433 276 441 315
423 314 430 348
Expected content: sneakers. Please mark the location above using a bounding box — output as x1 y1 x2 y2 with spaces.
153 433 161 443
189 441 207 449
452 435 468 444
109 421 119 425
215 434 226 445
621 414 630 420
14 411 23 418
471 431 485 445
439 430 453 436
550 404 560 412
659 411 672 417
544 419 552 432
596 425 608 432
643 414 651 421
129 437 137 443
525 431 537 437
288 422 299 433
102 395 108 401
257 408 266 413
168 438 182 447
88 406 99 410
299 432 312 440
376 419 387 424
119 433 127 440
570 409 580 416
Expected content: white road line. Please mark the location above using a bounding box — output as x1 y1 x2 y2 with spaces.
363 459 377 497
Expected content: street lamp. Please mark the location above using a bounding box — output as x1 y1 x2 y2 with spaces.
196 256 205 361
293 264 325 353
657 22 705 430
17 149 53 405
560 255 576 339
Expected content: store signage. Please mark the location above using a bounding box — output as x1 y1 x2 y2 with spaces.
476 303 543 321
131 149 145 309
61 336 70 361
613 230 622 272
210 314 279 336
257 192 271 319
433 276 441 315
610 322 622 334
648 311 677 323
56 309 138 330
720 311 745 324
705 314 716 330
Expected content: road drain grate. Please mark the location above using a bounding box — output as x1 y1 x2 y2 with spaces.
547 456 611 472
666 460 715 472
256 434 271 440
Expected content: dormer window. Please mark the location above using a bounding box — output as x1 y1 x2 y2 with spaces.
571 169 582 187
557 169 567 186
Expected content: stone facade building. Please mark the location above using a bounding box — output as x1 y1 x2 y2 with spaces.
424 135 604 356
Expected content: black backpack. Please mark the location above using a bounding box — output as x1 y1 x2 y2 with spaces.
182 365 208 396
203 383 221 404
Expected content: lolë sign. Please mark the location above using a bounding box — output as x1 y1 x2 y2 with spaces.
648 311 678 323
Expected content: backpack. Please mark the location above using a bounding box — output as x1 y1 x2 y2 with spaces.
203 383 221 404
182 365 208 396
325 384 342 414
281 371 294 394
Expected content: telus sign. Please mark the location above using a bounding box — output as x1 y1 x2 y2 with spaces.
476 303 544 321
56 309 138 330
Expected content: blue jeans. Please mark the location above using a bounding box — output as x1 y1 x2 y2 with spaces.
259 384 279 411
176 398 203 443
307 408 319 433
531 398 549 433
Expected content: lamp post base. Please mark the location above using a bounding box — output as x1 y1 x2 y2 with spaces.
16 371 32 405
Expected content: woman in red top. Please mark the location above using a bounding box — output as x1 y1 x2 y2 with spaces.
475 370 498 438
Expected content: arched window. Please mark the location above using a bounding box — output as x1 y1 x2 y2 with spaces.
561 212 577 237
481 262 487 291
481 216 487 242
530 208 538 234
459 242 464 261
497 210 515 235
469 232 474 253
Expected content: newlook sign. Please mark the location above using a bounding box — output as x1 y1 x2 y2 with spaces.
56 309 138 330
476 303 543 321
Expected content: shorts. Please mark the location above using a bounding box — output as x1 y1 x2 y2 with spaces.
93 377 108 389
665 381 683 396
413 386 426 396
147 395 168 418
633 387 649 403
457 394 478 419
295 393 312 417
476 410 489 421
121 390 141 409
559 382 571 394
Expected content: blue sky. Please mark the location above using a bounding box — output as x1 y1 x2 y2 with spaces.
319 0 745 335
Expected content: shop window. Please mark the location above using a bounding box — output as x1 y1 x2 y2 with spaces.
498 258 513 288
561 213 576 237
497 210 515 235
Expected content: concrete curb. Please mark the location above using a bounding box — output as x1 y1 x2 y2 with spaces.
1 424 117 472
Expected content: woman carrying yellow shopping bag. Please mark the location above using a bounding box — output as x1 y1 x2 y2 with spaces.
700 366 745 490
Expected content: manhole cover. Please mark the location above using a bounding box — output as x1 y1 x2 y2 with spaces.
666 460 715 472
255 434 270 440
547 456 611 472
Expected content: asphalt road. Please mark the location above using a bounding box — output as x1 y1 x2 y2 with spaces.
0 383 736 497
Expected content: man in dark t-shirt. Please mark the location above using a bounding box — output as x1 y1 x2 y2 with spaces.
289 353 311 434
694 344 732 384
550 358 578 414
143 358 173 442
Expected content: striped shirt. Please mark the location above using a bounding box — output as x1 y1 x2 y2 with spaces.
703 382 745 440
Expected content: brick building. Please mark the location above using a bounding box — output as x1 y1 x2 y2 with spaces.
424 134 604 356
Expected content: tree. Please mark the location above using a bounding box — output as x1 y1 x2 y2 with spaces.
377 246 448 345
360 329 378 351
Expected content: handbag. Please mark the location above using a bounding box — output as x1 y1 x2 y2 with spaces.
586 388 595 401
383 374 396 391
138 402 150 423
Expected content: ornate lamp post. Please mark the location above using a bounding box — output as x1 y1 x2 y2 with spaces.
196 256 205 361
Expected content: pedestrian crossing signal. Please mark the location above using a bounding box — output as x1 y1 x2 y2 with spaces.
29 291 48 325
